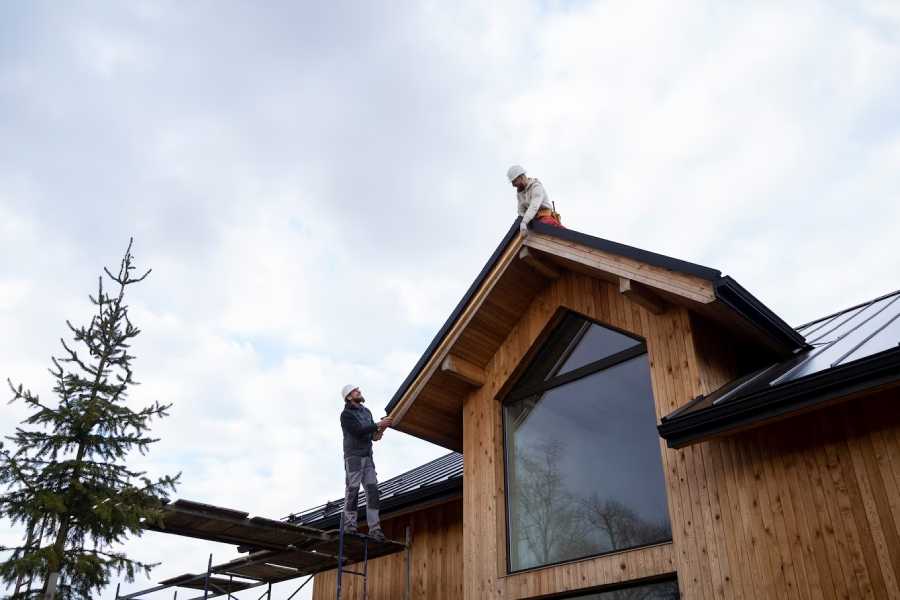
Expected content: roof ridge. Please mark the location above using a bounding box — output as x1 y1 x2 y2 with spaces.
386 218 803 418
795 288 900 331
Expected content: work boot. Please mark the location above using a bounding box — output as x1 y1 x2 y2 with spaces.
343 525 358 536
369 528 386 542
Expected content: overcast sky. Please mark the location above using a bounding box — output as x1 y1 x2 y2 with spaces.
2 2 899 598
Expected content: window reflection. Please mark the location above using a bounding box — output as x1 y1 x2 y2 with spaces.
504 316 671 572
555 323 641 376
565 579 680 599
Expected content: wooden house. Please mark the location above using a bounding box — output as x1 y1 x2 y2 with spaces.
296 219 900 599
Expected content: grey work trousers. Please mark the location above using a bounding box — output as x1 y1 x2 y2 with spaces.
342 455 381 533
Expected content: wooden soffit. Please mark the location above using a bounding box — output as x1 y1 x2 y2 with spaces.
387 227 729 451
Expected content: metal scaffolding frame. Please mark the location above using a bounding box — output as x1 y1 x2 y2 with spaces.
114 499 411 600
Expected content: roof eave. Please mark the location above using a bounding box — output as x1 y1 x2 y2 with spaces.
529 222 723 281
658 346 900 448
385 219 523 414
386 221 805 434
714 276 808 353
297 476 462 530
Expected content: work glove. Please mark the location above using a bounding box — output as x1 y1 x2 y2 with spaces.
519 220 529 236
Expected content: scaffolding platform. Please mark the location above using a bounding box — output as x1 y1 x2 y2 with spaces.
118 499 409 599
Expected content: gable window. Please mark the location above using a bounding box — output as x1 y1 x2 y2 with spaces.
503 312 672 572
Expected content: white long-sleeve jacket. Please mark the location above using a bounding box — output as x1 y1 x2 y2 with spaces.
516 178 552 225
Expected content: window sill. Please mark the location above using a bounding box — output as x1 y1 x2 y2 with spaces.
495 541 675 600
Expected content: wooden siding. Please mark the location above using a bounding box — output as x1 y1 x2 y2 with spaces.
311 499 463 600
462 271 900 599
687 379 900 600
394 245 559 451
463 272 683 599
391 229 722 451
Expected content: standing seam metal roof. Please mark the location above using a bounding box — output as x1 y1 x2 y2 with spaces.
659 288 900 446
287 452 462 527
289 292 900 515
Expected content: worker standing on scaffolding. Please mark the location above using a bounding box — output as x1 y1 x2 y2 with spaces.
340 384 391 542
507 164 564 234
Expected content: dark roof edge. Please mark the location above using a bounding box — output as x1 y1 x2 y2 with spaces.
387 221 804 415
714 276 808 352
794 288 900 331
385 219 523 414
297 477 462 530
530 222 722 280
658 346 900 448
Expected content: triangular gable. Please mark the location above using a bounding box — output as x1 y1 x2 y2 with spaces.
385 219 805 449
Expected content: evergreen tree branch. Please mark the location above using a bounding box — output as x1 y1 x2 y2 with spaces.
0 239 178 600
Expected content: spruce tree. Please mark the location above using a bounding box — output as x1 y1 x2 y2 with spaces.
0 240 179 599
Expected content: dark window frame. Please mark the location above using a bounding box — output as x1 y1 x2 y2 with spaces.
506 343 647 402
552 574 681 599
501 310 671 574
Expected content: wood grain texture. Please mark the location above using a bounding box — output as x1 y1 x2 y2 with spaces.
464 273 682 599
392 231 723 448
461 271 900 599
341 264 900 599
523 235 716 303
311 499 463 600
687 315 900 600
441 354 486 387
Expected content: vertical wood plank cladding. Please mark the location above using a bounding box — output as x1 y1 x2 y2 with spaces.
310 500 463 600
464 273 682 599
460 270 900 600
695 388 900 599
685 310 900 600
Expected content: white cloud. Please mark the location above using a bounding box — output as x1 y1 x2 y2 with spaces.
70 27 153 78
2 2 899 598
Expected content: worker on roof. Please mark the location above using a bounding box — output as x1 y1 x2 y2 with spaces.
507 164 564 235
339 384 392 542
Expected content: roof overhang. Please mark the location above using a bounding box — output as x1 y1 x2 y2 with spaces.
288 452 464 529
658 346 900 448
386 219 806 450
297 477 462 531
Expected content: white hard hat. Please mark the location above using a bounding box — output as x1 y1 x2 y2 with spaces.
507 164 526 182
341 384 359 401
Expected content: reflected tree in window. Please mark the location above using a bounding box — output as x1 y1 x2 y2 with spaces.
571 579 680 599
510 439 592 566
504 313 672 572
581 494 671 553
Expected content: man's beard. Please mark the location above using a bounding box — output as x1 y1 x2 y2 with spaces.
356 395 366 403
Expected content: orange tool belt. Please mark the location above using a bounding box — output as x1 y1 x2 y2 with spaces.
536 207 563 224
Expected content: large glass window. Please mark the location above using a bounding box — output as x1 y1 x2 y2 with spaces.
504 313 672 572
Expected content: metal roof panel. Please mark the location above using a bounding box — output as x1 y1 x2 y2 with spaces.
659 288 900 446
287 452 463 526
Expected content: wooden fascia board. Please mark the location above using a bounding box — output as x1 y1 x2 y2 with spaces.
524 234 716 304
388 236 525 424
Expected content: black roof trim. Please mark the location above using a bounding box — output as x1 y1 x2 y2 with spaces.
658 346 900 448
530 221 723 280
386 220 803 416
384 219 523 414
714 276 808 351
